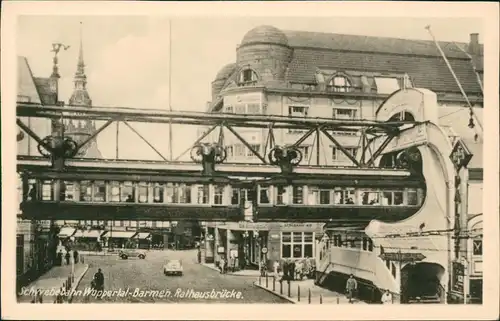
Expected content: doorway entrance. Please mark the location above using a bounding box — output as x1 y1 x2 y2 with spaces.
401 262 445 303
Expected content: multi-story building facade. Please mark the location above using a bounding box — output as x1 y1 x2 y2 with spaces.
203 25 483 302
17 56 58 288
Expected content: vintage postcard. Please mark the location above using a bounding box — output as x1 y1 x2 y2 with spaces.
1 1 499 320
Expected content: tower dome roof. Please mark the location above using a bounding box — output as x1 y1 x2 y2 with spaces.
215 63 237 81
241 25 288 47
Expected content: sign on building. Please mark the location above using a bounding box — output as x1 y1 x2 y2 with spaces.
450 139 473 170
452 261 465 294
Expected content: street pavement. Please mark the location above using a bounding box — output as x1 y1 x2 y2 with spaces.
72 249 289 303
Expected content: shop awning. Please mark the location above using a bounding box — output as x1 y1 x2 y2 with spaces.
135 233 152 240
102 231 137 239
58 227 76 238
74 230 103 238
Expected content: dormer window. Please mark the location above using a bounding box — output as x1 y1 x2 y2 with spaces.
327 75 352 92
239 68 258 85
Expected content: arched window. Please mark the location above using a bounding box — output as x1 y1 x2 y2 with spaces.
239 68 258 85
327 75 352 92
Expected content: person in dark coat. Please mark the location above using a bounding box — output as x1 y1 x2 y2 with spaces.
94 268 105 291
73 250 79 264
65 251 71 265
57 250 63 266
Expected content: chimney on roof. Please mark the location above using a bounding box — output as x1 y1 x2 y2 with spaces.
468 33 480 55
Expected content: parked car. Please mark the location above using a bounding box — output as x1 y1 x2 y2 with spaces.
163 259 183 276
119 249 146 260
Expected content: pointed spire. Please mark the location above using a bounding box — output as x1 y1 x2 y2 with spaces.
69 21 92 107
75 22 86 79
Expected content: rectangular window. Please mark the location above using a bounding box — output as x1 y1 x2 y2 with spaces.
165 183 174 203
197 185 209 204
374 77 400 95
109 181 121 202
93 181 106 202
393 191 404 205
382 191 394 205
213 185 224 205
288 106 308 117
80 180 92 201
137 183 148 203
259 187 270 204
281 232 314 259
282 244 291 258
41 180 53 201
276 186 286 205
333 108 357 120
407 189 418 205
64 182 75 201
320 190 331 204
178 185 191 204
361 191 381 205
225 105 234 113
153 184 164 203
473 239 482 256
328 76 352 92
287 106 309 133
334 190 355 204
121 182 135 202
242 69 254 82
292 186 304 204
231 189 240 205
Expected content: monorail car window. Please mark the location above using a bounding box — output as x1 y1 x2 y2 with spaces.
153 184 164 203
197 185 209 204
138 182 148 203
93 181 106 202
231 188 240 205
259 187 270 204
121 181 135 202
41 180 53 201
109 181 120 202
213 185 224 205
80 180 92 202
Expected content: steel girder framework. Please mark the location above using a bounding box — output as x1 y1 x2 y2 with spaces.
16 103 419 173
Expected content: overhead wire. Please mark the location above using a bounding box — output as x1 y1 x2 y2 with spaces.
425 25 483 140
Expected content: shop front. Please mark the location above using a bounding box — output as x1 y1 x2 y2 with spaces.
205 221 323 270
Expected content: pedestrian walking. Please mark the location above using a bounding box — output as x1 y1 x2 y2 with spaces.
219 257 225 274
57 250 63 266
273 260 279 276
65 251 71 265
345 274 358 303
73 250 79 264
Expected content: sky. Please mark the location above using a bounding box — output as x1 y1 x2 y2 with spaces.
16 16 483 161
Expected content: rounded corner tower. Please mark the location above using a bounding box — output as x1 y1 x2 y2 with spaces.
236 25 293 82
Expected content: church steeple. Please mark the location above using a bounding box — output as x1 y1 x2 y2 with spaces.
65 21 101 159
69 22 92 107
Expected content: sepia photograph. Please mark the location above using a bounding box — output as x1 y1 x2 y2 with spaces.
1 1 499 320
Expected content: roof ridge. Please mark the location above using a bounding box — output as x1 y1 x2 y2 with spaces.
282 29 471 46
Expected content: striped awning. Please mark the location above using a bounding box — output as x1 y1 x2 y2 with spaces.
58 227 76 238
73 230 103 238
102 231 137 239
135 232 152 240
